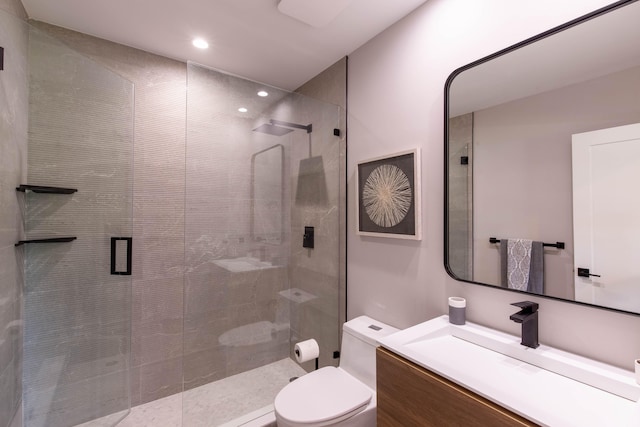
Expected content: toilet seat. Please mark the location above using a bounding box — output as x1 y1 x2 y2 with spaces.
274 367 372 427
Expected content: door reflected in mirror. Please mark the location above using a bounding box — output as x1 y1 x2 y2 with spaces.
445 0 640 314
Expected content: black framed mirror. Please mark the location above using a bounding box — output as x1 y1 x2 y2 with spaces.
444 0 640 315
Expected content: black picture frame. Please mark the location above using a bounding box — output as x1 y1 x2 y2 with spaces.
356 149 421 240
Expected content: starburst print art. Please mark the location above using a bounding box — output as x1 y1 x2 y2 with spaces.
362 164 412 227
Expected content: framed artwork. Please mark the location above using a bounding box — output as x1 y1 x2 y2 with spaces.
356 148 421 240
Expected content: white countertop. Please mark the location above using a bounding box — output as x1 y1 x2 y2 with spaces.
377 316 640 427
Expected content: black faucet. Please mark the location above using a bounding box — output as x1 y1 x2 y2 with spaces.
509 301 539 349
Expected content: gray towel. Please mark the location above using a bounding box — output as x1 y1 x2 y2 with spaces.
500 239 544 294
527 241 544 294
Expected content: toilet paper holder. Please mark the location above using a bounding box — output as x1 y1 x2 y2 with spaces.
294 338 320 370
295 347 319 370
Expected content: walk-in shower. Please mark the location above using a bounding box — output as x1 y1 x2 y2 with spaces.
183 62 343 425
1 8 344 426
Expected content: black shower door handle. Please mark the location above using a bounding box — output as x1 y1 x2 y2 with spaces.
111 237 132 275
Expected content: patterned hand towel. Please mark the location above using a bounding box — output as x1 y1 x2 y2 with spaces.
500 239 544 293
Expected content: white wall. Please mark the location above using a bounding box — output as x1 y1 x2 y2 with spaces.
347 0 640 369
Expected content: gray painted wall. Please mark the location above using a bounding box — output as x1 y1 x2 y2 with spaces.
0 1 27 426
348 0 640 371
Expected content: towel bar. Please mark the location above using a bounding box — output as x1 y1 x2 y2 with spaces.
489 237 564 249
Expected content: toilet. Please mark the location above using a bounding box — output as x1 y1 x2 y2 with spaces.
274 316 399 427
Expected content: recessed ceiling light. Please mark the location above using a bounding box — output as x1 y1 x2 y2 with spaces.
257 90 269 97
192 38 209 49
238 107 248 113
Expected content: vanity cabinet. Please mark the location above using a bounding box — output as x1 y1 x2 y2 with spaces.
376 347 538 426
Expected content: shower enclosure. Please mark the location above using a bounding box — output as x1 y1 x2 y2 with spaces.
183 63 343 426
2 8 344 426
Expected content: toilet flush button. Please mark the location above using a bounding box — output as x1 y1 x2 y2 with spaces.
368 325 382 331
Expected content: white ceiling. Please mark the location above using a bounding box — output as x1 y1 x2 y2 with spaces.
21 0 429 91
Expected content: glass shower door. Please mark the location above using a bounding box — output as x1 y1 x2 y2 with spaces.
21 27 134 427
183 62 343 426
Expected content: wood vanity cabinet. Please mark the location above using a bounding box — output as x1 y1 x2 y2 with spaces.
376 347 538 427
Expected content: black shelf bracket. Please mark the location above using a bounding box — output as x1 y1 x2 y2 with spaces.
16 185 77 194
577 268 601 278
15 237 77 247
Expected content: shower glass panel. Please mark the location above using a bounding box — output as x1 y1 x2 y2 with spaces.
0 9 28 427
184 62 342 425
22 26 134 427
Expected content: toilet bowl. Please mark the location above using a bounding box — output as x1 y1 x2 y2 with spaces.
274 316 399 427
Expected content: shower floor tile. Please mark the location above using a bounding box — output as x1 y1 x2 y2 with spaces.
75 358 306 427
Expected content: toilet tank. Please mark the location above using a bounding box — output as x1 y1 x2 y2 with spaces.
339 316 399 390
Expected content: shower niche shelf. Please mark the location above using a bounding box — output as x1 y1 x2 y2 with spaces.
15 237 77 247
16 184 77 194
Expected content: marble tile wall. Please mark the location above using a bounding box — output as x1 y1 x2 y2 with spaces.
183 64 294 400
0 2 28 427
30 22 188 408
184 61 346 392
0 0 25 20
22 27 134 427
292 59 347 370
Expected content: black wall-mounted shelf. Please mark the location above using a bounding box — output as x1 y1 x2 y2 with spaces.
15 237 77 247
16 185 77 194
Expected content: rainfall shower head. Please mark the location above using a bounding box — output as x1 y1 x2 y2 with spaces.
252 119 312 136
253 123 294 136
252 117 326 205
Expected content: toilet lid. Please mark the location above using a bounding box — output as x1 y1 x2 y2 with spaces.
275 367 372 425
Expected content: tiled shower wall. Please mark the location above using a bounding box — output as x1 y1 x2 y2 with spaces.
31 21 347 409
447 113 473 281
23 27 134 427
293 59 347 370
31 21 188 406
0 2 28 427
183 63 345 404
183 64 294 391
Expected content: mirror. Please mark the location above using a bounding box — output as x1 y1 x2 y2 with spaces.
445 0 640 314
251 144 285 244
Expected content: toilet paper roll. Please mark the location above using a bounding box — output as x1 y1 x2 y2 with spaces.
294 339 320 363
